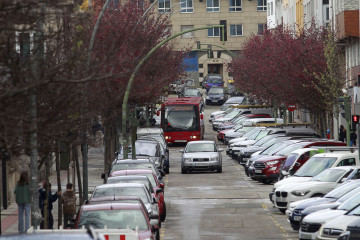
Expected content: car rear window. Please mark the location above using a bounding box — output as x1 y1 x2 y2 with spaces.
208 78 222 84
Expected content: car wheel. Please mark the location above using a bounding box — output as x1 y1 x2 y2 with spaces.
217 166 222 173
181 168 186 174
160 203 167 222
279 208 286 214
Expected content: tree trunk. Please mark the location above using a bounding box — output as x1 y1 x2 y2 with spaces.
104 124 113 174
75 147 83 206
81 142 88 203
44 155 50 229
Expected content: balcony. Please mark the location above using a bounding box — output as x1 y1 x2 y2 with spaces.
336 10 359 40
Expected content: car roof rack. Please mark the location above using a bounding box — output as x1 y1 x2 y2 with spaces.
256 123 313 128
229 105 272 109
315 146 358 153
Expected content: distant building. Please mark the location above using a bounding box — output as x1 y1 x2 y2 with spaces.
159 0 267 85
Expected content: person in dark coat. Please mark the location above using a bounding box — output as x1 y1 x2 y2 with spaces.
14 172 31 233
339 125 346 142
39 182 61 229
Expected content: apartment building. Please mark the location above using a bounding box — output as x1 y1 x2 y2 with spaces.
159 0 267 84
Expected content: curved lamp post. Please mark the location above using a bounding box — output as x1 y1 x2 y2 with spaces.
122 25 225 158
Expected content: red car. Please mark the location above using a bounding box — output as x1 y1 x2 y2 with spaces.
110 169 166 222
250 140 346 183
75 202 158 240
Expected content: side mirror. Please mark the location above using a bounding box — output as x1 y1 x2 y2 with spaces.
159 182 165 189
156 188 164 194
218 148 224 152
179 149 184 153
150 219 159 231
101 173 106 179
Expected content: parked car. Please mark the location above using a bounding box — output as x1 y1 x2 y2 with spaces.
316 203 360 240
274 166 360 213
116 139 165 172
103 158 164 182
204 74 224 92
109 169 166 222
91 183 159 224
75 202 158 240
220 96 246 110
338 218 360 240
178 87 202 98
180 140 223 174
169 79 183 94
205 86 228 105
250 139 347 185
270 149 360 204
290 180 360 231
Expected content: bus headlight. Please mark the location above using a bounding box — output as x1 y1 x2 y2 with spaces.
165 136 171 139
190 136 197 139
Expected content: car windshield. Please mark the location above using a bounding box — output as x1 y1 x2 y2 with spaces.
294 157 338 177
260 141 292 155
120 142 157 156
106 178 152 191
276 142 308 156
111 163 156 174
241 128 262 138
325 181 360 199
92 187 149 203
225 97 244 104
223 110 240 119
207 77 222 84
186 143 216 152
254 130 270 140
338 191 360 210
77 209 148 230
311 168 346 182
253 135 280 146
208 88 224 94
347 202 360 216
184 89 200 96
143 135 166 148
283 153 299 168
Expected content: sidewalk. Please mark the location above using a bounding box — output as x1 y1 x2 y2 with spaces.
1 145 105 235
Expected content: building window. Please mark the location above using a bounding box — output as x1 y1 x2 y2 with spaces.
208 26 220 37
258 24 266 35
159 0 171 12
229 24 243 36
229 0 241 12
181 25 194 38
207 0 220 12
181 0 193 12
257 0 267 11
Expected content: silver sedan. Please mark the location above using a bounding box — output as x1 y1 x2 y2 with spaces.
180 140 223 174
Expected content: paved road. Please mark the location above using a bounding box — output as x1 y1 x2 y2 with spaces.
162 103 299 240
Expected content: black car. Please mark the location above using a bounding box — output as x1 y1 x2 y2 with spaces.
205 86 228 105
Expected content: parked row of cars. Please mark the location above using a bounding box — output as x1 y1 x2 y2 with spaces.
210 97 360 239
72 128 170 240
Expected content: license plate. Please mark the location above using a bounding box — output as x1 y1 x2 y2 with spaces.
175 140 187 142
293 215 301 221
194 162 207 166
255 169 262 173
212 100 218 102
299 233 312 239
276 197 286 202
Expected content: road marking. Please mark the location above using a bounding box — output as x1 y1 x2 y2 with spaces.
262 203 288 237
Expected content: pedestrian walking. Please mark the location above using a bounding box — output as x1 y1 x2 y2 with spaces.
351 129 357 147
39 182 61 229
14 171 31 233
339 125 346 142
61 183 76 228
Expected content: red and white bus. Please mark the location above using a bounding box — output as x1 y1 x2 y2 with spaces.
160 97 204 144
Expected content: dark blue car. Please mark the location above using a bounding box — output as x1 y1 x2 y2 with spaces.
204 74 224 92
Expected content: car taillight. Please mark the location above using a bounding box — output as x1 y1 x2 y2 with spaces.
206 84 210 87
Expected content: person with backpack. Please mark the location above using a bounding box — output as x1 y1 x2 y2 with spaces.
61 183 76 228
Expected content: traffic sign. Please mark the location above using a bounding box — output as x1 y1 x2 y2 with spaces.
287 105 296 112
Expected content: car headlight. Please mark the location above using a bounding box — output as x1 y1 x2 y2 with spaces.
184 158 191 162
210 157 219 161
219 96 224 99
266 160 279 166
321 227 344 237
291 190 310 197
206 96 210 99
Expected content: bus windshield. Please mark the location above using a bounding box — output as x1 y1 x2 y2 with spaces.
163 105 199 131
